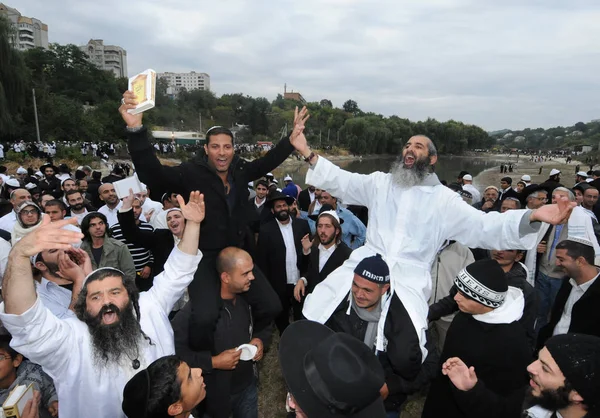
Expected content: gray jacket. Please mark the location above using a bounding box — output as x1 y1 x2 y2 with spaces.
81 237 137 280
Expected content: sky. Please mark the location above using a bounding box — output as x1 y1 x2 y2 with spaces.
12 0 600 131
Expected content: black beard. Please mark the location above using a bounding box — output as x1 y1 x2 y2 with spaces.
320 234 336 246
275 210 290 222
82 301 142 368
391 154 430 188
523 384 572 412
290 209 298 218
72 203 85 211
43 261 61 276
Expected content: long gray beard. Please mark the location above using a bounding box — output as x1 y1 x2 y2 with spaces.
391 158 429 188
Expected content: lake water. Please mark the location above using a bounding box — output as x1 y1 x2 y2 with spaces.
273 155 505 188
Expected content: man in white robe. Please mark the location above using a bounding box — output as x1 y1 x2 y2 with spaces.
0 192 205 418
288 123 575 364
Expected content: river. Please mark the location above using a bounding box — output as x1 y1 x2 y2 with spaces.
272 155 508 188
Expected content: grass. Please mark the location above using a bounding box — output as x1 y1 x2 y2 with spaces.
256 330 427 418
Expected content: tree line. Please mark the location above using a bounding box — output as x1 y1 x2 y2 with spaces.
1 16 493 155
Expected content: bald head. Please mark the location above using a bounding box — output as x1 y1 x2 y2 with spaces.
10 189 32 210
98 183 118 206
216 247 252 275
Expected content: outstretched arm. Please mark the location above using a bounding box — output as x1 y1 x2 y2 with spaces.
3 218 83 315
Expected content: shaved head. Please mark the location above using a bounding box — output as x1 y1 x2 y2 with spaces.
216 247 251 275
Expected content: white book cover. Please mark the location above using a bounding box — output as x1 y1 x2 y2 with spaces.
127 69 156 115
113 174 143 200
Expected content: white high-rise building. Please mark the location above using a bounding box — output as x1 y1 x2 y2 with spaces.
0 3 48 51
158 71 211 96
79 39 128 78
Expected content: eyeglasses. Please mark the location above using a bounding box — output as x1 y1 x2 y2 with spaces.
535 197 548 202
0 355 12 361
20 209 38 215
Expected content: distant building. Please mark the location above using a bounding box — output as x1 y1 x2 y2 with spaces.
79 39 128 78
157 71 211 96
283 83 306 104
0 3 48 50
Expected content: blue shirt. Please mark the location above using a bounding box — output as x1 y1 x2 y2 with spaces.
36 278 75 319
304 207 367 249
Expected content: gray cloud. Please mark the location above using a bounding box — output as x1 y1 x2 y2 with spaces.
14 0 600 130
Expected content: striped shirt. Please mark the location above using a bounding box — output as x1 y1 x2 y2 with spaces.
110 221 155 272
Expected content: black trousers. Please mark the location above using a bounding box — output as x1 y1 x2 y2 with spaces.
274 284 303 336
187 251 282 351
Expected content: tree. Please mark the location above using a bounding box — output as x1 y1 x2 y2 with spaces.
0 16 30 139
342 99 361 116
320 99 333 108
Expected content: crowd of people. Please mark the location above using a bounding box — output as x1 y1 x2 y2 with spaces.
0 95 597 418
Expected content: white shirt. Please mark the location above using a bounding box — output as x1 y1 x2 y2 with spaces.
253 197 266 209
318 243 337 272
71 209 89 225
98 201 123 227
462 184 481 203
276 219 300 285
151 209 168 230
0 247 202 418
0 211 17 233
309 190 316 203
141 199 163 224
35 278 75 319
553 273 598 336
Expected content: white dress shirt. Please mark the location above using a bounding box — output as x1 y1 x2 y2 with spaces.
35 278 75 319
553 273 599 336
318 243 337 272
71 209 89 225
0 247 202 418
253 197 266 209
98 201 123 227
276 219 300 285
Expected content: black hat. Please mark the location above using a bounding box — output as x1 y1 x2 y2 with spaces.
279 320 386 418
39 163 58 174
266 190 294 207
573 182 591 193
354 254 390 284
58 163 70 173
454 259 507 308
308 204 344 224
446 182 463 192
545 333 600 410
458 170 470 179
0 166 6 174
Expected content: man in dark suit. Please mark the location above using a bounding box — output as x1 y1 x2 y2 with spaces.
297 185 316 212
256 191 310 335
498 176 519 201
538 238 600 349
294 205 352 302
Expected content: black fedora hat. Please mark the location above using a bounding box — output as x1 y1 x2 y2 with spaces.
39 163 59 174
279 320 386 418
266 190 295 207
518 184 546 207
308 204 344 224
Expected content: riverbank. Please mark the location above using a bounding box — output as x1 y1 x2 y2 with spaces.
472 155 585 189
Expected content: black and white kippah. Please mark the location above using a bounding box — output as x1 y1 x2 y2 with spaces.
454 259 508 308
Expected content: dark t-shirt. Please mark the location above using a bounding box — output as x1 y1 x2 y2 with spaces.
91 246 103 266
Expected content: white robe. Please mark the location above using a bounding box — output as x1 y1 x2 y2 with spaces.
0 247 202 418
303 157 540 359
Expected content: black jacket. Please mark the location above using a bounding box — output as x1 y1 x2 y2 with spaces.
127 127 294 254
326 296 437 412
303 242 352 293
116 209 174 275
539 178 564 197
38 177 61 198
428 262 539 350
256 217 310 297
537 273 600 350
172 299 272 418
297 188 312 212
422 313 531 418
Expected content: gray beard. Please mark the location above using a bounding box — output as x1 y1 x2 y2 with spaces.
390 157 430 188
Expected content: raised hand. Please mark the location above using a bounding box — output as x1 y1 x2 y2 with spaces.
301 233 313 253
118 90 144 128
57 251 85 283
11 217 83 258
68 247 93 276
177 191 205 224
121 188 135 210
442 357 478 391
530 196 576 225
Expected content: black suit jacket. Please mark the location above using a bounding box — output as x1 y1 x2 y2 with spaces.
303 242 352 293
298 188 312 212
128 127 294 254
538 275 600 349
256 218 310 297
499 187 519 201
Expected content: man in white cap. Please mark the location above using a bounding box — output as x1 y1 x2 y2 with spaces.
521 174 532 187
575 170 588 186
15 167 28 186
540 169 564 197
0 189 32 233
461 174 481 203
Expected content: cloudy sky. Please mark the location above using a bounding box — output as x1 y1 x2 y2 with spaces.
14 0 600 131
